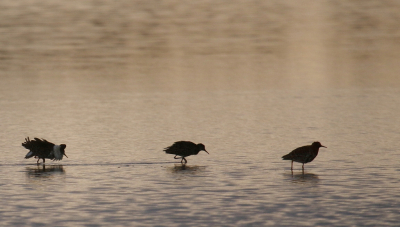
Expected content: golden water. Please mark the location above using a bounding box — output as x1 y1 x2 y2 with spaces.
1 1 400 226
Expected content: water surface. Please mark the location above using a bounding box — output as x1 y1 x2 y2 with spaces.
1 1 400 226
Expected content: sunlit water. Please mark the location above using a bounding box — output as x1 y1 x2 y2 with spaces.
1 1 400 226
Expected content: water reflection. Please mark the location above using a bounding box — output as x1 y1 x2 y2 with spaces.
284 172 320 184
168 164 205 175
25 165 65 179
1 1 400 226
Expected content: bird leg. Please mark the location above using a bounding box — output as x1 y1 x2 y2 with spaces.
181 157 187 164
173 155 187 164
291 161 293 171
302 163 304 172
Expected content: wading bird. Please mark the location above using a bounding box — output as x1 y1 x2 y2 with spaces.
282 141 326 171
22 137 67 164
164 141 209 164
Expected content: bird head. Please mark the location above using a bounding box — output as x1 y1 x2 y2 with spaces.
60 144 68 158
312 141 326 148
197 143 209 154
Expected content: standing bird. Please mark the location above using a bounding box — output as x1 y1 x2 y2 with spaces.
164 141 209 164
22 137 68 164
282 141 326 171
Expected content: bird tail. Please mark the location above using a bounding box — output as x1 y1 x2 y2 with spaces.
22 137 35 159
282 154 292 160
163 146 173 154
22 137 33 149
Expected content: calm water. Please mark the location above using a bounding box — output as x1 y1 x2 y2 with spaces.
1 1 400 226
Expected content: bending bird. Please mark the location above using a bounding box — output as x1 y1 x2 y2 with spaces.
164 141 209 164
22 137 67 164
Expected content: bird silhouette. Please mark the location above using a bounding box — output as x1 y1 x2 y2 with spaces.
164 141 209 164
22 137 68 164
282 141 326 171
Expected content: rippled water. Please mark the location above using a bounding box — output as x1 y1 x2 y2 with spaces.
1 1 400 226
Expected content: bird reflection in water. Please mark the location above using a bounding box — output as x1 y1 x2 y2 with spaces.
169 164 205 174
26 165 65 179
289 172 320 184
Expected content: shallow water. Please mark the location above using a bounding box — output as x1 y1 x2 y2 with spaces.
1 1 400 226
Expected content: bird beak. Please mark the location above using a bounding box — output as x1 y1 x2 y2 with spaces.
321 145 327 148
64 154 68 158
204 150 209 154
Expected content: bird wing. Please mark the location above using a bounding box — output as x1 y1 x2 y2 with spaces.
303 147 318 163
22 137 55 158
33 138 55 153
303 150 313 163
282 145 309 161
164 141 195 156
25 151 35 159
